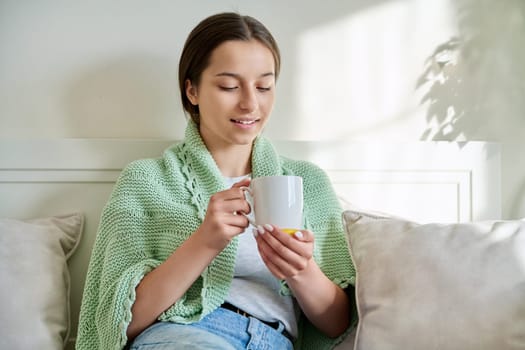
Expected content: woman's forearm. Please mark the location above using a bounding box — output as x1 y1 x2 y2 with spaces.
127 180 252 340
126 232 218 340
286 259 351 338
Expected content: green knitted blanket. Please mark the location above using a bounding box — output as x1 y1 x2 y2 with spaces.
76 121 355 350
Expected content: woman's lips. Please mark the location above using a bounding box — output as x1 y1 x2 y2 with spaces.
230 119 258 125
230 119 260 128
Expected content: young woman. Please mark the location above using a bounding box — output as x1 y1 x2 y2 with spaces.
76 12 356 350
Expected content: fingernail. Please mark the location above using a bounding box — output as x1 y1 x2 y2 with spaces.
294 231 304 239
264 224 274 232
257 225 265 235
252 228 259 237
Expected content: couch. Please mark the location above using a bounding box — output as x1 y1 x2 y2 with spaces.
2 139 523 349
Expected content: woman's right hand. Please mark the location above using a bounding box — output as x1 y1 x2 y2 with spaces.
127 176 252 340
194 178 252 251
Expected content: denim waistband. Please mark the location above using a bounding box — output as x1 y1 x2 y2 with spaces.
131 309 294 350
220 302 293 341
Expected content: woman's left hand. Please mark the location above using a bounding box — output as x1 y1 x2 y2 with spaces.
256 225 351 338
254 225 314 280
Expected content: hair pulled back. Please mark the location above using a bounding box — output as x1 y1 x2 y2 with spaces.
178 12 281 123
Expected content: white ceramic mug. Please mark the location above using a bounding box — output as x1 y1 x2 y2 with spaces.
241 175 304 234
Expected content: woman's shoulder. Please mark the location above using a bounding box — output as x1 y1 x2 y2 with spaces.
119 156 167 180
118 143 184 180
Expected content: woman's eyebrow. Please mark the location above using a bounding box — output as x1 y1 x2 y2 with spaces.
215 72 275 78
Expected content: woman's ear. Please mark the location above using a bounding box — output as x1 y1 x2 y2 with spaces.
185 80 198 106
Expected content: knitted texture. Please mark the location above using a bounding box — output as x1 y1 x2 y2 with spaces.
76 120 356 350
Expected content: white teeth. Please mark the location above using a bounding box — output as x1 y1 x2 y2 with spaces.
233 119 256 125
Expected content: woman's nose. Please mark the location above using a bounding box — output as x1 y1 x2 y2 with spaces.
238 88 258 112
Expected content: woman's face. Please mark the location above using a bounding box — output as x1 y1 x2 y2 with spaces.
186 39 276 151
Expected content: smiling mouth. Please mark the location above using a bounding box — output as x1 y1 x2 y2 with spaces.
231 119 259 125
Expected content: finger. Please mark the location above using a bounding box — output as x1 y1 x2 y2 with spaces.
272 226 314 242
227 214 251 229
208 195 250 216
212 182 251 203
259 238 302 278
223 198 251 215
257 228 307 272
256 236 288 279
231 177 251 188
227 186 250 200
292 229 314 242
265 226 313 259
208 190 243 207
225 187 251 214
260 251 286 279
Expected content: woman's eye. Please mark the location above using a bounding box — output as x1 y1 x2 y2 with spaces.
219 86 238 91
257 87 272 92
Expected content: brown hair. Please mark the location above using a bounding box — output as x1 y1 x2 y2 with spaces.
178 12 281 123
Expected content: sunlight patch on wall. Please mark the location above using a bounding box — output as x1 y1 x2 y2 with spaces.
293 0 454 140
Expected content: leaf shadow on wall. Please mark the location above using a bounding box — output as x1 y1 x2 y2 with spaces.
415 0 525 219
63 55 182 138
416 0 525 142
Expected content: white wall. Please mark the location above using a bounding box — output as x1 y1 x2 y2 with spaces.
1 0 524 219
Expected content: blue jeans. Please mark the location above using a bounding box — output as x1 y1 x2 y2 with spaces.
129 307 294 350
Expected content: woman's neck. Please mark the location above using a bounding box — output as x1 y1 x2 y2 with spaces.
208 144 253 177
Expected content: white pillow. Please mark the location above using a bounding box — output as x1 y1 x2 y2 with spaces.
343 210 525 350
0 213 83 350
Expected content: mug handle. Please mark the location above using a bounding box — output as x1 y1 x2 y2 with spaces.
239 186 256 226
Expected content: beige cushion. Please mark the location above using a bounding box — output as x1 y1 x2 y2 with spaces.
343 210 525 350
0 213 83 350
